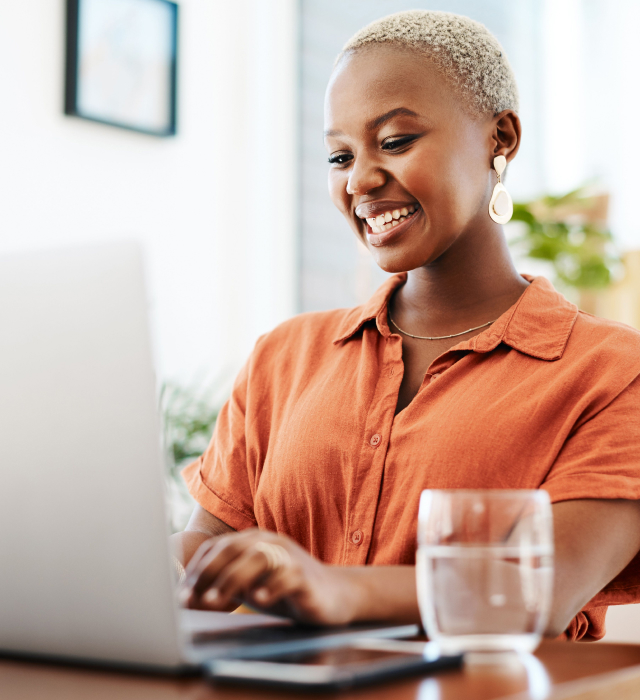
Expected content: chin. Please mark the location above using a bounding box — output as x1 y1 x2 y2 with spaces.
369 248 428 274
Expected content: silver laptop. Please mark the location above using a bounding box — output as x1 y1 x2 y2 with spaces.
0 242 417 672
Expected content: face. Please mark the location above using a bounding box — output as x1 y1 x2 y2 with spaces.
324 46 501 273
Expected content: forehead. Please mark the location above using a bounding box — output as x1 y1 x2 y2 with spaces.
324 45 466 131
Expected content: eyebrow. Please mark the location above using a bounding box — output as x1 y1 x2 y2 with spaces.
324 107 422 139
367 107 421 130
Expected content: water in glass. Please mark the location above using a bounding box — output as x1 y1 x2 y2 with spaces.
417 490 553 654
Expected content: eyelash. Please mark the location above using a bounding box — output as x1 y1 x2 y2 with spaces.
327 153 352 165
328 135 419 166
382 135 418 150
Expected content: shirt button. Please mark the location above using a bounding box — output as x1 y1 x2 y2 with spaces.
351 530 363 545
369 434 381 447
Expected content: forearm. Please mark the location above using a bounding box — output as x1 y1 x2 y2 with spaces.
171 505 236 566
342 565 421 624
545 500 640 638
170 530 211 566
339 562 568 635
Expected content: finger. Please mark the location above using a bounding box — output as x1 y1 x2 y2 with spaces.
178 538 218 607
251 566 305 609
184 530 295 608
184 537 220 579
206 547 276 606
188 531 277 601
184 528 263 580
187 535 251 595
181 532 263 607
189 592 240 613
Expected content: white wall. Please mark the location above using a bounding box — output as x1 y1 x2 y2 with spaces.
600 604 640 644
542 0 640 250
0 0 298 385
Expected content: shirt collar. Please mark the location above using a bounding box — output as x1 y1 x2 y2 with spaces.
332 273 578 361
332 274 407 344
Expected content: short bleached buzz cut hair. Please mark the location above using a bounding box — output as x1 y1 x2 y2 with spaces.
338 10 519 116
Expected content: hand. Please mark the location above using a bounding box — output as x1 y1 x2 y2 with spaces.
180 529 360 625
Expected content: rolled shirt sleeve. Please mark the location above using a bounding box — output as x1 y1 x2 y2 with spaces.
182 358 257 531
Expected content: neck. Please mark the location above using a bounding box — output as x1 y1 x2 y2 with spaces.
394 224 528 332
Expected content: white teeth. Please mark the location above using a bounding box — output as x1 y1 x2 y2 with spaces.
364 206 417 234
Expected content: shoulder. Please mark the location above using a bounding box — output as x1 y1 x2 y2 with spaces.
251 306 359 363
570 310 640 357
561 311 640 406
238 307 363 400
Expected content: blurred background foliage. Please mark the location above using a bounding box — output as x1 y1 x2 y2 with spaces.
161 381 220 471
510 188 620 291
161 379 224 532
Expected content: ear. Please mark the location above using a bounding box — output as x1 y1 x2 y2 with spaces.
491 110 521 164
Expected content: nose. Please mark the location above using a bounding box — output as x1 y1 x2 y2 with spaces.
346 155 387 195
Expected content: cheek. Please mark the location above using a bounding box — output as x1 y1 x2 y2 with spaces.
399 158 439 201
446 157 489 220
409 148 487 228
394 144 452 210
443 137 491 214
395 157 458 236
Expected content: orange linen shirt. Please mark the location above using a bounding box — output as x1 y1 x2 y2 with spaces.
183 274 640 641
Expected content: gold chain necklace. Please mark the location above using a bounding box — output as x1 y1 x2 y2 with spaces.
388 312 496 340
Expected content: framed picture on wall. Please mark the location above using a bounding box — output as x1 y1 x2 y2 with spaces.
65 0 178 136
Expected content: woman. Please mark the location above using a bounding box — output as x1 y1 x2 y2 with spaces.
174 10 640 641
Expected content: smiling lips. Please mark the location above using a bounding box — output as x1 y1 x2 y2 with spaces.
364 204 418 234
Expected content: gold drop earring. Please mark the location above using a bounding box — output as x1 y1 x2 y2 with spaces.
488 155 513 224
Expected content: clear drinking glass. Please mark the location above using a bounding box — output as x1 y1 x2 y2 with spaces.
416 490 554 655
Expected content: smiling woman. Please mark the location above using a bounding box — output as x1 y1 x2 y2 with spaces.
174 10 640 642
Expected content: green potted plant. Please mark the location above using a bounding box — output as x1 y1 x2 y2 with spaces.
509 188 620 312
161 379 224 532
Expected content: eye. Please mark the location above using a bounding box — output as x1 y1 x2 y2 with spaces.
382 135 418 151
328 152 353 166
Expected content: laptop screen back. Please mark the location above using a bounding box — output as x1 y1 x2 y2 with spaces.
0 242 182 668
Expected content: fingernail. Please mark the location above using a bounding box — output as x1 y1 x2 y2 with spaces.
203 588 219 603
178 587 190 606
255 588 269 603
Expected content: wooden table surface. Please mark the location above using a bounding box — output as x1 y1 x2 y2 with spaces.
4 641 640 700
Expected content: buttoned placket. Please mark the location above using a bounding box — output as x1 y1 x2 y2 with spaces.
420 346 471 391
339 319 474 565
341 331 405 565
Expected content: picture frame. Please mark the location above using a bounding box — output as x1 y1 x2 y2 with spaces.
65 0 179 137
